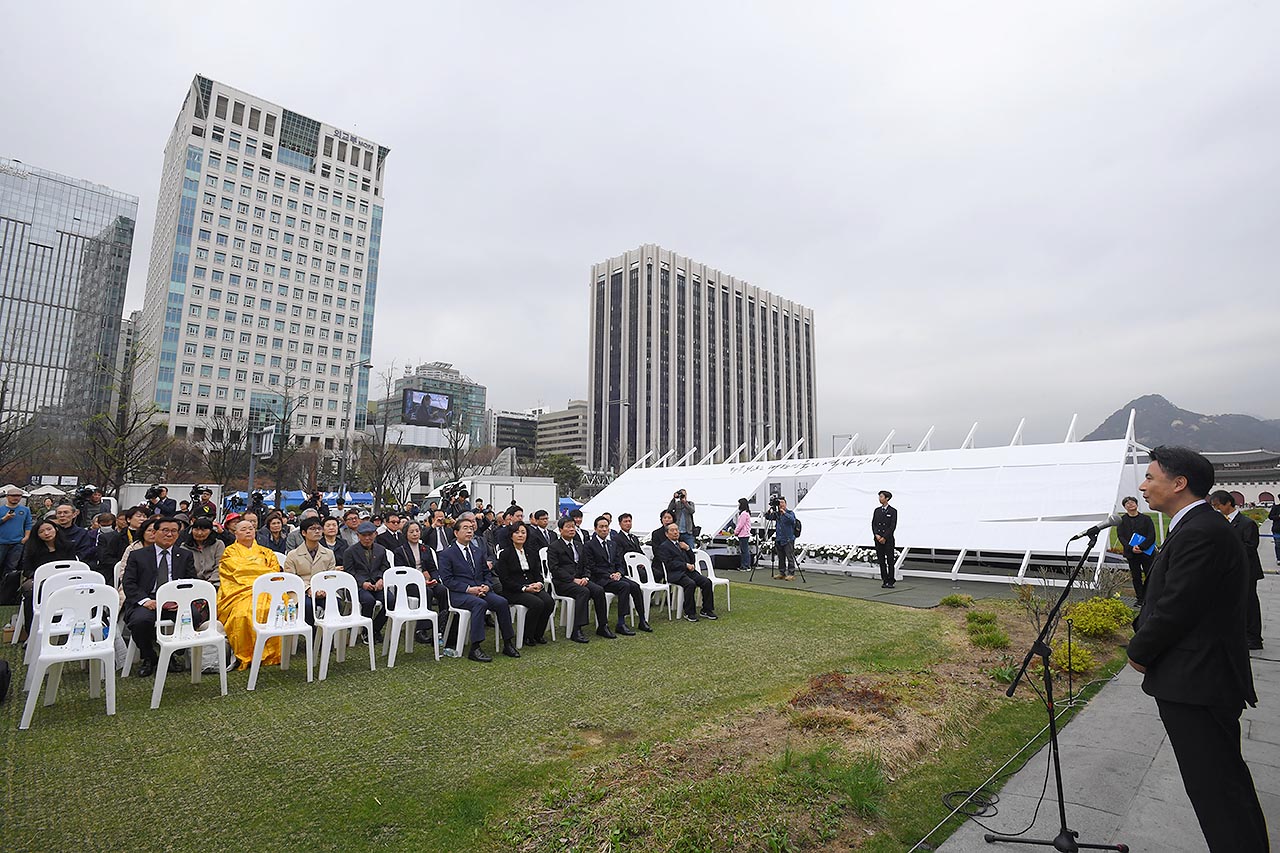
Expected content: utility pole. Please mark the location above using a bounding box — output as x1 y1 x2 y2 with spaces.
337 359 372 502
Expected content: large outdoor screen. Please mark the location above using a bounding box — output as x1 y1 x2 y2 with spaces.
402 389 452 428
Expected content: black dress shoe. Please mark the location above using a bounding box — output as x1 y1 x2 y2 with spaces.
615 623 636 636
167 656 184 674
637 621 653 633
700 611 718 620
502 640 521 658
137 661 157 677
570 630 589 643
596 626 617 639
414 630 434 645
468 645 493 662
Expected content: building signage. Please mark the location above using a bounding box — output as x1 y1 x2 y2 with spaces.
332 129 375 153
0 159 31 179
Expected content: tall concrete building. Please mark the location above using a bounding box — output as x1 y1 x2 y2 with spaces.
0 157 137 427
110 309 143 423
587 245 817 472
484 409 538 459
369 362 487 447
537 399 589 468
134 75 389 450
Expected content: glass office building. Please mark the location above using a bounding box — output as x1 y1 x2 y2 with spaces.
0 157 137 426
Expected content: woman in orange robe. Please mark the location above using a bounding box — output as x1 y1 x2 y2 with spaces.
217 519 282 669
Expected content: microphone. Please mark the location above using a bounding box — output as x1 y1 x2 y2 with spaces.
1069 513 1123 542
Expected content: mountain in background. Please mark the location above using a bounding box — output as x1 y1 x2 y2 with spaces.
1085 394 1280 451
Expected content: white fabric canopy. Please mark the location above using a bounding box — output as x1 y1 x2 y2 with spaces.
579 462 780 533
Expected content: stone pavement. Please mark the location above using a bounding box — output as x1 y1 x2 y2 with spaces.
930 538 1280 853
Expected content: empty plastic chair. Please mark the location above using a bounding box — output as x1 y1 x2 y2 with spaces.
311 570 375 681
624 552 667 624
22 562 93 666
382 567 440 667
246 572 313 690
695 549 731 612
20 583 117 730
149 579 228 709
24 569 99 692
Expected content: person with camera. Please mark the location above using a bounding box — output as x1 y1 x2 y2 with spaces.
76 488 107 528
764 497 798 581
145 486 177 517
191 487 218 522
667 489 697 551
246 492 267 525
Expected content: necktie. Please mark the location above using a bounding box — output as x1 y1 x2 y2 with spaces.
463 545 474 568
571 543 578 563
604 538 612 562
158 549 171 589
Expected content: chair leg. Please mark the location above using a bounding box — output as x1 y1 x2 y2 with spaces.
366 624 377 670
217 639 228 696
43 662 65 706
387 619 401 668
151 648 172 709
88 658 101 699
191 645 202 684
104 657 116 716
280 634 292 671
318 628 333 681
247 636 267 690
122 639 137 678
20 662 47 729
301 632 313 682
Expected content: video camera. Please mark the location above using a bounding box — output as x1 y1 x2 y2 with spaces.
72 484 99 510
145 484 164 503
768 493 782 511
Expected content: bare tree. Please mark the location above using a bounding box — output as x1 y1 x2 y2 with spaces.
383 446 421 508
202 412 249 490
249 369 312 511
160 439 206 482
357 363 403 512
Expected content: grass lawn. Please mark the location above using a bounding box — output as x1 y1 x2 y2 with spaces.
0 584 1128 852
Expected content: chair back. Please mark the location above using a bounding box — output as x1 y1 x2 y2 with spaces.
154 579 218 637
310 570 359 623
38 583 116 654
624 551 652 584
250 572 305 628
41 571 101 606
383 567 429 615
694 549 718 580
33 561 93 610
641 544 653 561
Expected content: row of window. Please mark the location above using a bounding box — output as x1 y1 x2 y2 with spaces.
183 319 359 348
201 134 375 196
189 283 356 311
173 402 344 435
204 151 371 216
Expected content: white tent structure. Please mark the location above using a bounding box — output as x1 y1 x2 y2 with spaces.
579 413 1142 586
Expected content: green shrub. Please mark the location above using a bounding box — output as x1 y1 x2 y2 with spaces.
971 628 1011 649
1067 596 1135 638
1050 639 1095 673
988 656 1019 684
940 594 974 608
965 611 997 626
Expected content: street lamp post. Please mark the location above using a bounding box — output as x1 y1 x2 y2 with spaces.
337 359 372 500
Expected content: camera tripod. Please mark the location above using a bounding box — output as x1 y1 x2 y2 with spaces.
749 516 806 583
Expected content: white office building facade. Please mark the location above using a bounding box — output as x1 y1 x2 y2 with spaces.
587 245 817 472
134 75 388 449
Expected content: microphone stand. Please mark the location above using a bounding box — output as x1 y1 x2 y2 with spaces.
984 531 1129 853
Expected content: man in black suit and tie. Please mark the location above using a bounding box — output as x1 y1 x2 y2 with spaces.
1210 490 1265 651
527 509 555 554
547 517 612 643
613 513 644 555
375 512 406 552
493 506 524 553
425 509 455 553
1129 446 1266 853
155 486 178 517
872 490 898 588
585 515 651 634
656 523 717 622
437 518 519 662
343 522 393 641
121 517 196 677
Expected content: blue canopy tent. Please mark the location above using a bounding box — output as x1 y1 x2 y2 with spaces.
557 497 582 518
224 490 375 511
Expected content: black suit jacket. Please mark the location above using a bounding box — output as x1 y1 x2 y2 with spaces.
122 545 196 616
547 536 588 585
872 505 897 540
613 529 643 555
1128 503 1256 707
156 498 178 516
527 524 555 553
656 538 696 584
342 542 392 587
425 525 455 553
1230 513 1264 581
376 530 406 552
94 529 127 576
394 541 439 577
584 535 624 583
494 544 544 593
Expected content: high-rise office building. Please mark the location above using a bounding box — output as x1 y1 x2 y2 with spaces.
484 409 538 459
537 399 589 467
587 245 817 472
134 75 389 450
369 362 487 447
0 157 137 427
110 309 143 424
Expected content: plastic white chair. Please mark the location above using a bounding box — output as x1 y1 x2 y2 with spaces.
624 552 667 624
382 567 440 666
443 586 472 658
24 569 100 691
695 549 731 611
311 570 375 680
641 544 653 561
20 583 117 730
149 579 227 709
542 553 576 639
21 561 92 662
246 572 313 690
535 549 559 642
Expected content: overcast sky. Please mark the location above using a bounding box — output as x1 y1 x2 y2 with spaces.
4 2 1276 453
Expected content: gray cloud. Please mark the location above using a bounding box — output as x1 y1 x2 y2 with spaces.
3 1 1275 453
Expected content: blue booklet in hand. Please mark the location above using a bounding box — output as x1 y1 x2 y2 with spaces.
1129 533 1155 556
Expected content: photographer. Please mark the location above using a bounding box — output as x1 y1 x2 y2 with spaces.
764 496 797 581
247 492 267 525
191 487 218 522
76 487 107 528
146 485 177 517
667 489 697 551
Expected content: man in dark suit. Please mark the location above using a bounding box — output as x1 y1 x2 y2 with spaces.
547 517 611 643
648 510 678 583
872 490 898 588
425 509 455 553
656 523 716 621
121 517 196 677
527 510 555 553
1210 490 1265 650
375 512 406 552
93 513 126 587
155 487 178 517
585 515 651 634
437 518 518 662
493 506 524 553
342 521 393 641
613 513 644 555
1129 446 1266 853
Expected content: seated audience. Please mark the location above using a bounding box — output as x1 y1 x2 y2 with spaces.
585 515 650 634
437 518 518 662
493 522 554 646
656 522 717 622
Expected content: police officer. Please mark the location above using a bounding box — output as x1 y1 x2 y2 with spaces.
872 490 898 588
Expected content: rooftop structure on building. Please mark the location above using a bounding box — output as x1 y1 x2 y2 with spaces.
587 245 817 472
0 157 137 427
537 399 589 468
132 74 389 453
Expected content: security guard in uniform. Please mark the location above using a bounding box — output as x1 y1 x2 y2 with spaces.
872 490 898 588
